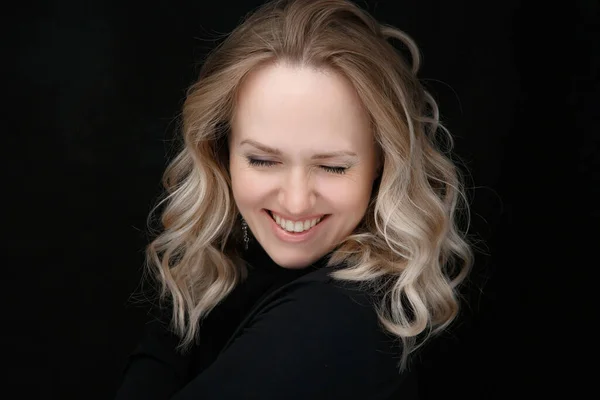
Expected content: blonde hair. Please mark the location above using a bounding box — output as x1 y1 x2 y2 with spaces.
145 0 473 372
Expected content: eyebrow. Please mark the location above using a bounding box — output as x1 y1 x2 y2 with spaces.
239 139 358 159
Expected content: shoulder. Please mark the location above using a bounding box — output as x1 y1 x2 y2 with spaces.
229 265 400 360
190 266 417 400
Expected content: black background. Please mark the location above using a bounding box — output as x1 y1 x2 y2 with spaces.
7 0 598 398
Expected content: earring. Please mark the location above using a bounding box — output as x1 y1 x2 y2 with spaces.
241 218 249 250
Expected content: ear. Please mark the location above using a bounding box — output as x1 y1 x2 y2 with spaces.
373 152 383 180
369 164 381 187
373 142 383 180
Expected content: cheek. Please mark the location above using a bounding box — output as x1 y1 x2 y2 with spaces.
230 157 249 206
320 176 373 213
230 157 270 209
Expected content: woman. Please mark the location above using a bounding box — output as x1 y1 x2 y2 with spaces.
115 0 473 398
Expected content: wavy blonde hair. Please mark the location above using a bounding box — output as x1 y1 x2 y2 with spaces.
145 0 473 372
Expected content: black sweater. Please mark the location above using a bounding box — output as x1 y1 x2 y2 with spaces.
114 247 418 399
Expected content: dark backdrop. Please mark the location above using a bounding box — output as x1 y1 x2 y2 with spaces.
7 0 598 398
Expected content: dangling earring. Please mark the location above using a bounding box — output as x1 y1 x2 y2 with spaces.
241 218 249 250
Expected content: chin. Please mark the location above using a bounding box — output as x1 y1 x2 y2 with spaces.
270 256 314 270
265 250 323 270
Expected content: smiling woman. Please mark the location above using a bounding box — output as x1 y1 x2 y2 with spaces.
114 0 473 399
230 63 378 269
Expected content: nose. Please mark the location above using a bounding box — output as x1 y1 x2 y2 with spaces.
278 167 316 216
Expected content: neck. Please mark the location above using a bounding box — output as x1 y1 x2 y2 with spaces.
244 241 332 274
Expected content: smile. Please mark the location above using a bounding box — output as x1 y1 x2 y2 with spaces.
267 210 327 233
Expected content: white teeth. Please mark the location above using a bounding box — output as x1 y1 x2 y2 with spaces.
285 220 294 231
271 212 324 233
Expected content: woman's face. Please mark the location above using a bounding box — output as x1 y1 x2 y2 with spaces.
229 63 378 269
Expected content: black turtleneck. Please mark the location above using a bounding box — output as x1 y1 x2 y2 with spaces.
114 244 417 400
189 243 328 376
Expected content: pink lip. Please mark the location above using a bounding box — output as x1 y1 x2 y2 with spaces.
268 210 326 222
263 209 328 243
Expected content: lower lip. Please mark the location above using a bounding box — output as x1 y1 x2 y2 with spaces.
265 210 327 243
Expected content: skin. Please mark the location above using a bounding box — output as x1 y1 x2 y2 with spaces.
229 62 379 269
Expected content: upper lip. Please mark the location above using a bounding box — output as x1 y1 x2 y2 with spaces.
267 209 327 222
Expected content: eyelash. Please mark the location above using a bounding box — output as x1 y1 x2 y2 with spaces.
246 158 348 175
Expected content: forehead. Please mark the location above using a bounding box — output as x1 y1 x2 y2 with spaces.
231 63 371 150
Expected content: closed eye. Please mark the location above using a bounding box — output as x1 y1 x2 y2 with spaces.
247 158 277 167
321 166 347 174
246 158 347 175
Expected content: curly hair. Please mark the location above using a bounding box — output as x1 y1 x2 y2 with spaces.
145 0 473 372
